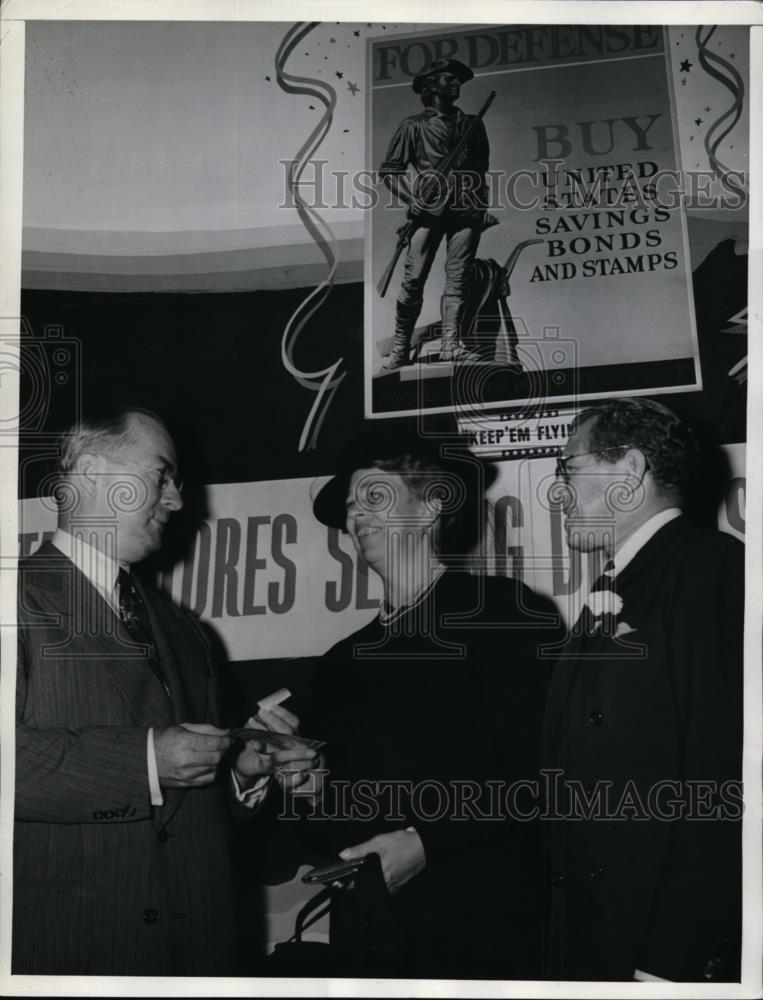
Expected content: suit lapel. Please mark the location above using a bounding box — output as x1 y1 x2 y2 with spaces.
134 578 185 717
26 543 173 727
614 515 690 593
27 544 215 832
133 575 208 722
133 573 214 830
543 517 692 765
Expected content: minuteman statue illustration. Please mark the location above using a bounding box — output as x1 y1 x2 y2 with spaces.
377 58 498 370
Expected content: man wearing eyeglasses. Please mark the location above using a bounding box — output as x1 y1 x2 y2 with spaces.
543 397 743 983
14 407 315 975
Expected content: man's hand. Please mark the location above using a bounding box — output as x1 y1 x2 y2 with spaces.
233 705 317 792
339 829 426 894
153 723 231 788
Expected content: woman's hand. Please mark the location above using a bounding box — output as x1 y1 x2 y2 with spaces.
339 829 426 894
275 751 327 797
233 705 316 790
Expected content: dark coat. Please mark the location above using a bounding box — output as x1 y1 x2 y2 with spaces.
543 517 744 981
13 542 238 975
301 571 562 979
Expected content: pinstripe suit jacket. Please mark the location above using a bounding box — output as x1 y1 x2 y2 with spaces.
14 541 238 975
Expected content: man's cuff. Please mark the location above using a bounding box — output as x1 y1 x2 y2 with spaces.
147 728 164 807
231 770 271 809
634 970 672 982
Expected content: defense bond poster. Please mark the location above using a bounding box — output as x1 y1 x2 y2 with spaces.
366 24 718 417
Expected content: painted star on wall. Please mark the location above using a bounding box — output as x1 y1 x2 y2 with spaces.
347 81 360 96
694 117 703 126
680 59 693 72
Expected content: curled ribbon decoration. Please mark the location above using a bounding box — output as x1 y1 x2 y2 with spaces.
275 23 346 451
695 26 746 196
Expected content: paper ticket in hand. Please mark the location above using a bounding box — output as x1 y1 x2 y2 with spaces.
229 727 325 751
250 687 292 728
257 687 291 713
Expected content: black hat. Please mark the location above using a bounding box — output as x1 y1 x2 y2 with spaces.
412 58 474 94
312 422 497 532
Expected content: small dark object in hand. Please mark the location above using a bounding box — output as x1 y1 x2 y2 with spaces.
302 856 369 885
229 727 325 751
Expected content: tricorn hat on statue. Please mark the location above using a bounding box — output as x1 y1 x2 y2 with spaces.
412 58 475 94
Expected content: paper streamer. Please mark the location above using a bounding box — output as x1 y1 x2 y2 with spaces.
275 22 346 452
695 25 746 195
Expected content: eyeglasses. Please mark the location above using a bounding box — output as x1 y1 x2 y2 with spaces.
555 446 631 483
113 456 184 494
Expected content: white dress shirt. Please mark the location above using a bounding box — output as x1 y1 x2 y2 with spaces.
50 529 268 809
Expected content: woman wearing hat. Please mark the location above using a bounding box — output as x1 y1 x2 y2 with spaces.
300 428 561 978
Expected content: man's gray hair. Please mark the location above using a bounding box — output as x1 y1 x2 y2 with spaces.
59 407 164 477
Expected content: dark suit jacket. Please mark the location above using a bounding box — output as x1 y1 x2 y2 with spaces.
543 517 744 981
14 541 238 975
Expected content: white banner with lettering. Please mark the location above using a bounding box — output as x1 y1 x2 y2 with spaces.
19 444 745 661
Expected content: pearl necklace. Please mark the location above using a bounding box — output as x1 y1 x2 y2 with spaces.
378 566 447 627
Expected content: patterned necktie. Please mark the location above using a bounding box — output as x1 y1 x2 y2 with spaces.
117 568 172 701
591 559 616 592
574 559 616 636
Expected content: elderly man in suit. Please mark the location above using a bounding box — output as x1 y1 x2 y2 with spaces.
14 407 314 975
543 397 743 982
